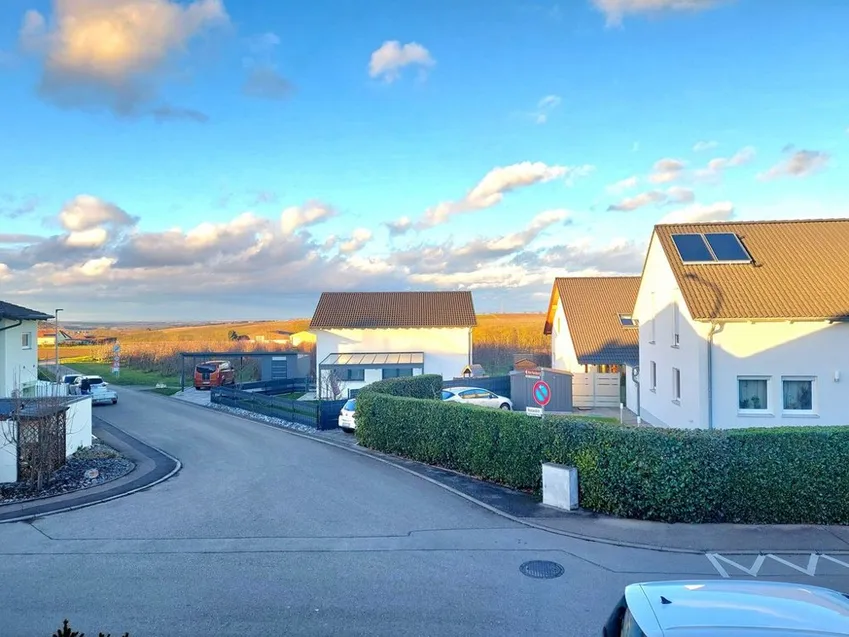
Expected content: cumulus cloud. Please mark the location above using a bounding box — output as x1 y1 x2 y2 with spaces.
58 195 138 231
19 0 229 117
280 201 338 235
404 161 593 231
693 140 719 152
694 146 756 183
758 149 830 181
592 0 725 26
648 158 686 184
339 228 373 254
368 40 434 82
659 201 735 224
607 186 693 211
606 176 638 193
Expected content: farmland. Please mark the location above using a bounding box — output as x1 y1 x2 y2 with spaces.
39 313 549 381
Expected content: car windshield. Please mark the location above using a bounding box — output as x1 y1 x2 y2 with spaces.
86 377 104 385
343 399 356 411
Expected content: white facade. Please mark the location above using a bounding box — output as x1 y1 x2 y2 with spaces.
634 233 849 429
0 318 41 398
315 327 472 399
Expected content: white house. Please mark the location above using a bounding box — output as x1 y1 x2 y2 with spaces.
543 277 640 410
310 291 476 399
1 300 53 398
632 218 849 430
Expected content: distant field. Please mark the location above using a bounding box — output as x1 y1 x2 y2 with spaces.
38 345 99 362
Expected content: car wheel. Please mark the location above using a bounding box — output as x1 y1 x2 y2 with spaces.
499 403 511 410
112 399 117 404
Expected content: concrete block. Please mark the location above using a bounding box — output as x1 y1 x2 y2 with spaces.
542 462 579 511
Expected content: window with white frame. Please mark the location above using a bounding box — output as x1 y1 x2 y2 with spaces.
649 361 657 391
672 300 680 346
672 367 681 402
649 292 656 343
782 377 815 413
21 332 32 349
738 377 769 412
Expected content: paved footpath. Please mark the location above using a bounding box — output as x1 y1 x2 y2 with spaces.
1 384 847 637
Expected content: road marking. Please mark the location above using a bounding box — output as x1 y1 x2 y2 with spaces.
706 552 849 578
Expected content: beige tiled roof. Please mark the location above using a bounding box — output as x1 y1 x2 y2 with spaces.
654 219 849 321
544 276 640 366
309 291 477 329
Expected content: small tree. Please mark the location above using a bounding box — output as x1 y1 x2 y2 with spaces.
319 368 347 400
228 329 239 341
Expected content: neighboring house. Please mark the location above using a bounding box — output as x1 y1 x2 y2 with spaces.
632 218 849 430
291 331 316 347
0 301 53 397
310 291 477 399
543 276 640 410
253 330 293 345
37 328 74 346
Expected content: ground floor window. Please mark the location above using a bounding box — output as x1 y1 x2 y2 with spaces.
738 377 769 412
649 361 657 391
382 367 414 379
672 367 681 402
782 377 815 412
342 368 365 381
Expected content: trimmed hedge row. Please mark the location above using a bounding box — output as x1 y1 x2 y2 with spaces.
355 375 849 524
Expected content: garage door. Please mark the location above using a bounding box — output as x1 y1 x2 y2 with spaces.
270 356 288 380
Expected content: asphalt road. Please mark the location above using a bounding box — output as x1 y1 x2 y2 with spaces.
1 387 848 637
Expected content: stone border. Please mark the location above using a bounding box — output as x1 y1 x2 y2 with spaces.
0 417 181 523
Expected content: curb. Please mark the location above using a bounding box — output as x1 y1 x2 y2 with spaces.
0 422 182 524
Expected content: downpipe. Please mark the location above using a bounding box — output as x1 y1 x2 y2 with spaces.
707 322 724 430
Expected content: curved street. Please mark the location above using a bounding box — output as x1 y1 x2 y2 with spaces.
1 387 847 636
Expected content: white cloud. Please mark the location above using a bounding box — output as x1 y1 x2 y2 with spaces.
79 257 117 277
412 161 593 230
58 195 138 231
606 175 639 194
694 146 756 183
758 149 830 181
0 264 10 281
532 95 561 124
65 227 108 248
280 201 337 235
339 228 373 254
607 186 693 211
385 216 413 237
659 201 735 224
593 0 725 26
693 140 718 152
20 0 228 116
368 40 434 82
648 158 686 184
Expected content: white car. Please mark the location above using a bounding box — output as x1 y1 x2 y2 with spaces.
72 375 118 405
603 580 849 636
338 398 357 432
441 386 513 410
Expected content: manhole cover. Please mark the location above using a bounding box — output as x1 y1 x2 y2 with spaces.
519 560 565 579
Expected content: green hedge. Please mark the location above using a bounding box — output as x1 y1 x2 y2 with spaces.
354 376 849 524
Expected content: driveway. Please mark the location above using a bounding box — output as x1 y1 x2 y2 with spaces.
1 386 847 636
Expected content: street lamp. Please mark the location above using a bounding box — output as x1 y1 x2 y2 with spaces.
54 308 63 380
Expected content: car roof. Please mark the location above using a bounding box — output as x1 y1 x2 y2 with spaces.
80 375 103 380
443 386 492 393
626 580 849 636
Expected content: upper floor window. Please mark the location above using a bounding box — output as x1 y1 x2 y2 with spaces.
672 367 681 403
649 361 657 391
649 292 656 343
618 314 636 328
672 300 680 347
21 332 32 349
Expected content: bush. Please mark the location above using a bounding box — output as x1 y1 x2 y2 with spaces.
359 374 444 399
354 384 849 524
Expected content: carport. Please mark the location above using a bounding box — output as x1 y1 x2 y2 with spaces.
179 351 306 392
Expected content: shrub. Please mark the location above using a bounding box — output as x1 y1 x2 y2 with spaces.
355 384 849 524
359 374 444 399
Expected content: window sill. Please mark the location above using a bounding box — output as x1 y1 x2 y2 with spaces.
670 344 680 349
672 399 681 406
781 412 819 418
738 411 774 418
648 340 656 345
649 388 656 393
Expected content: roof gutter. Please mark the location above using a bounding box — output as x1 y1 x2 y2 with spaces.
0 319 23 333
707 322 724 431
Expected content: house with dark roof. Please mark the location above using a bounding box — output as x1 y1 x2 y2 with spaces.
0 300 53 397
633 218 849 430
543 276 640 410
309 291 477 399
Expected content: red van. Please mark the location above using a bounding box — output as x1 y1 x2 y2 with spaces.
194 360 235 389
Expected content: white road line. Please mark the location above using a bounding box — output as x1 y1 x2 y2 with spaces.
707 552 849 578
706 553 766 578
766 553 819 576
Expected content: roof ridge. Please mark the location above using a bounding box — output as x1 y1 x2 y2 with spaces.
554 275 641 281
656 217 849 228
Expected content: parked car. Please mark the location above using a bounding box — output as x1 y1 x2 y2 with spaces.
193 360 235 390
441 386 513 410
72 375 118 405
338 398 357 432
603 580 849 636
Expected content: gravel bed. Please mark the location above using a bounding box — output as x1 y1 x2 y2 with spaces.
0 441 135 505
208 402 319 434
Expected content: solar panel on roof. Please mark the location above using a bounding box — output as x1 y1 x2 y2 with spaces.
704 232 751 262
671 234 715 263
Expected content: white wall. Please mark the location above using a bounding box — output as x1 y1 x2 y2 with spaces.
0 420 16 482
0 318 40 398
624 364 639 411
633 235 710 429
711 321 849 428
315 327 471 390
550 300 581 372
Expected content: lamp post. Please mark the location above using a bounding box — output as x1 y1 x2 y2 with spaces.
54 308 63 381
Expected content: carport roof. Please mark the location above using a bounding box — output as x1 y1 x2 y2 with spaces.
320 352 424 366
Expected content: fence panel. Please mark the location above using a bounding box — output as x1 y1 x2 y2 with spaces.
443 375 511 398
509 369 572 412
318 399 349 430
212 387 319 427
237 378 309 395
572 372 620 408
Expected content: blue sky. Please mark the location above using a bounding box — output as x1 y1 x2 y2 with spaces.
0 0 847 321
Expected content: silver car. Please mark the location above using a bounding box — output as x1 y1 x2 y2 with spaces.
441 386 513 410
603 580 849 636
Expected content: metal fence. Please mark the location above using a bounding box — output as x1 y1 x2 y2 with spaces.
509 369 573 412
443 375 511 398
211 386 344 430
236 378 311 395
